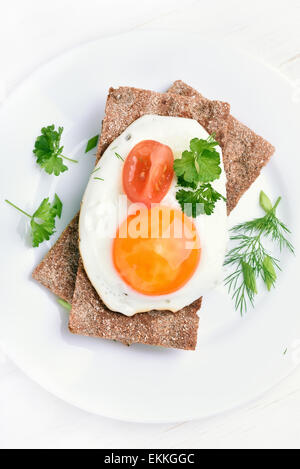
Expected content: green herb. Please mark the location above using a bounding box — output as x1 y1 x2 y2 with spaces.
176 183 226 217
115 152 124 161
57 298 72 311
225 191 294 314
283 348 288 356
174 134 222 186
262 255 277 291
85 135 99 153
91 167 101 175
5 194 62 247
176 175 197 189
174 134 226 217
33 125 78 175
91 167 104 181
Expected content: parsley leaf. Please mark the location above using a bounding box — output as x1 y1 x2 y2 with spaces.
174 134 222 185
176 189 205 218
85 135 99 153
176 175 197 189
51 193 63 218
176 183 226 218
39 152 68 176
5 194 63 247
174 151 199 185
33 125 78 176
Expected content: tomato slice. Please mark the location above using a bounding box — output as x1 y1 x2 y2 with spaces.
122 140 174 207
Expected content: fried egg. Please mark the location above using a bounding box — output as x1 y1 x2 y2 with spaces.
79 115 228 316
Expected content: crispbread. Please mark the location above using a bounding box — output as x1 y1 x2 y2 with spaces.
96 86 230 161
33 214 79 303
70 258 202 350
33 82 275 350
68 86 231 350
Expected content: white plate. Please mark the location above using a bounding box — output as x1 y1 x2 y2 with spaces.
0 31 299 423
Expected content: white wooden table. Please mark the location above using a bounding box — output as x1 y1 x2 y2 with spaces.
1 0 300 449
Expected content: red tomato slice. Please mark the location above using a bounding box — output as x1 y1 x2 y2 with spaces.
122 140 174 207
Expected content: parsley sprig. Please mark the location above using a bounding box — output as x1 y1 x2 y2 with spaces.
174 134 226 217
174 135 222 184
176 183 226 217
224 191 294 314
5 194 63 247
33 125 78 176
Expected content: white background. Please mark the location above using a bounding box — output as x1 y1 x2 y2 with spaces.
0 0 300 450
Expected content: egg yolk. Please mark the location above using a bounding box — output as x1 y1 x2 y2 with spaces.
112 206 201 296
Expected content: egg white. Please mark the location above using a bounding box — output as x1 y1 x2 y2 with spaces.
79 115 228 316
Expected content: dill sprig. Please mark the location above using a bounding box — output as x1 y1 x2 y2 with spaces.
225 191 294 314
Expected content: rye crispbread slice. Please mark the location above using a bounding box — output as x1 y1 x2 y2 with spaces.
70 86 231 350
95 86 229 160
168 81 275 213
33 214 79 303
33 86 230 350
33 83 275 350
71 258 203 350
